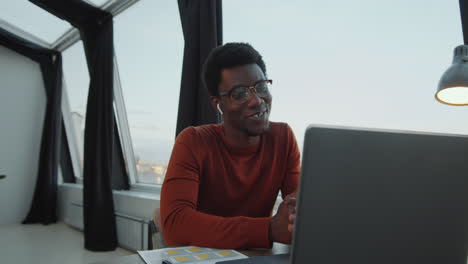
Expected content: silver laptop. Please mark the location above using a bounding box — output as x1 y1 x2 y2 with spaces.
220 125 468 264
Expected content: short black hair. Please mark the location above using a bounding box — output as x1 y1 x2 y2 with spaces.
202 42 267 97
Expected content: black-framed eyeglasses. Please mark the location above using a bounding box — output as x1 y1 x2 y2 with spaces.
219 79 272 103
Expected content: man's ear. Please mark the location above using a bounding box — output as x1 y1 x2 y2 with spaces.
210 96 220 112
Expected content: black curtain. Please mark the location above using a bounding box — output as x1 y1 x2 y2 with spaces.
176 0 223 136
0 27 64 225
30 0 126 251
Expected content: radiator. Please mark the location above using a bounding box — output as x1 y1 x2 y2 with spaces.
65 202 150 251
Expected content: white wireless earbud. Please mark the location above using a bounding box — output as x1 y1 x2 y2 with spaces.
217 103 223 115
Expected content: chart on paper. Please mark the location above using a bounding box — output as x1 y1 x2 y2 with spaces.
138 246 247 264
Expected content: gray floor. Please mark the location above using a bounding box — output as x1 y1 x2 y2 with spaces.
0 222 132 264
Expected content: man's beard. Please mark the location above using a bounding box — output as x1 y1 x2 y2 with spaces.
244 120 271 137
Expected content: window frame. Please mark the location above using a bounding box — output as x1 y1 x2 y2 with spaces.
113 55 138 185
60 51 163 193
58 0 170 193
61 78 83 180
113 55 164 192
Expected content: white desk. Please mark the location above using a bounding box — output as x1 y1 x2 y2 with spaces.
90 243 290 264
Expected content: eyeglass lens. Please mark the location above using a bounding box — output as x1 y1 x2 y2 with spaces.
231 81 271 102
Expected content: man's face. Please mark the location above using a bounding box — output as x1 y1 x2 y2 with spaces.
217 63 272 137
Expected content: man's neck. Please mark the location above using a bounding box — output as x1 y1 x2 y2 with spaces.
222 124 260 148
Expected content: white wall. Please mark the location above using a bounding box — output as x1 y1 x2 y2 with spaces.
0 45 46 224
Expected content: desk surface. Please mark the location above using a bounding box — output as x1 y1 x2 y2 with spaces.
90 243 290 264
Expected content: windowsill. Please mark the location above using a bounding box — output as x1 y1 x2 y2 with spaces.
114 188 160 200
60 182 83 189
129 183 161 197
59 182 161 201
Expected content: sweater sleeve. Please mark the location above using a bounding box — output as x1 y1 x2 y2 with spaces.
280 124 301 199
160 127 272 249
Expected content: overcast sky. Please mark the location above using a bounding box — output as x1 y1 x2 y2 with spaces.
2 0 467 164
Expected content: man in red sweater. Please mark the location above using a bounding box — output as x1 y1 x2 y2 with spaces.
160 43 300 249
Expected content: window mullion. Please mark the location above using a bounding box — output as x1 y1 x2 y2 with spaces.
61 78 83 179
113 55 138 185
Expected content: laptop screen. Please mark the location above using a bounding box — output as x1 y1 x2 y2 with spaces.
291 125 468 264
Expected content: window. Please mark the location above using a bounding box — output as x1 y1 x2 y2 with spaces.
87 0 109 8
1 1 72 44
225 0 467 149
62 40 90 178
114 0 184 185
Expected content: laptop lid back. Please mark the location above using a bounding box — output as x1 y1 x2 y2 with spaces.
291 125 468 264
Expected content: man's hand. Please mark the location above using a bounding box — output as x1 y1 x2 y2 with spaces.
287 196 297 233
269 191 298 244
286 190 297 234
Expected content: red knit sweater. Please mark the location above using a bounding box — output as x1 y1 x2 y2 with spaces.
160 122 300 249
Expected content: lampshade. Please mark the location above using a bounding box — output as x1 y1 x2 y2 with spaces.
436 45 468 105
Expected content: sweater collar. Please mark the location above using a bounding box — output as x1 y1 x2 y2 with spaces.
216 124 262 154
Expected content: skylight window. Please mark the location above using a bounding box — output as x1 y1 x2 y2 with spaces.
0 1 73 44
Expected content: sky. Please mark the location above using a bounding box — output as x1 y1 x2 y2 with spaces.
2 0 468 165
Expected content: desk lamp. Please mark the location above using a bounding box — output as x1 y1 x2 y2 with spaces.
436 0 468 105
